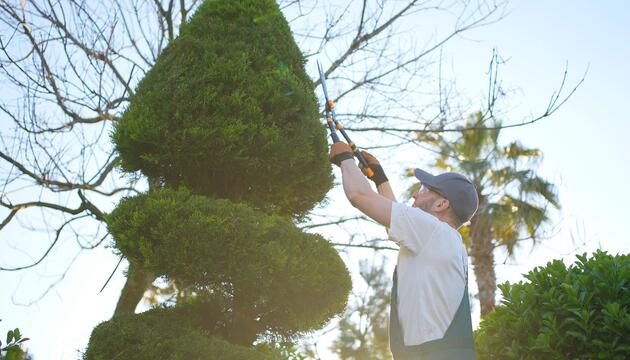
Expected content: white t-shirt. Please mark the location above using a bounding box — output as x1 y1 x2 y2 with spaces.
388 202 469 346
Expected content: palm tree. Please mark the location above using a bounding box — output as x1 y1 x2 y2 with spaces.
412 112 560 316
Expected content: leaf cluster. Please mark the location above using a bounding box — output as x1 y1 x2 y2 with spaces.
475 250 630 359
0 321 29 360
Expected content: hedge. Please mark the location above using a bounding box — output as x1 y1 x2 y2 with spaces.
476 250 630 359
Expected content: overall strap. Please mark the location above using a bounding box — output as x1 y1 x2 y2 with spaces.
414 285 475 357
389 267 476 359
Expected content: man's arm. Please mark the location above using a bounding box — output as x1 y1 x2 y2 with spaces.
339 158 393 228
376 179 397 202
360 151 397 203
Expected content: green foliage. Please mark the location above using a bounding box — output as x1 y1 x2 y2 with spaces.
475 250 630 359
107 188 351 339
0 320 29 360
112 0 331 216
84 307 285 360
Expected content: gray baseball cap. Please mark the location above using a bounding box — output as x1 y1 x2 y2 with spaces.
414 169 479 223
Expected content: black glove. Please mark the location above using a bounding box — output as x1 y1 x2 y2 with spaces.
360 151 389 186
331 152 354 167
329 142 354 167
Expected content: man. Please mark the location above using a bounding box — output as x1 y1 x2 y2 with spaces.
329 142 478 360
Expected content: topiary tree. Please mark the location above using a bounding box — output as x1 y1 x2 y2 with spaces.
475 250 630 360
84 0 351 358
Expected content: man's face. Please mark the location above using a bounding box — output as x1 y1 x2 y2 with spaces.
411 185 442 212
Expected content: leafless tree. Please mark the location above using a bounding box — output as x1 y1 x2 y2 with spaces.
1 0 582 319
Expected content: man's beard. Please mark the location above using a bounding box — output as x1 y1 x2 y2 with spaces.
415 197 438 213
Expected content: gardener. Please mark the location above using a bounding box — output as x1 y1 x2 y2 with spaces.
329 142 478 360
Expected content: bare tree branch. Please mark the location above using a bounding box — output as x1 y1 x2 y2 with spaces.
0 0 580 310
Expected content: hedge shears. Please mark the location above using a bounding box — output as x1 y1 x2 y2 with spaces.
317 61 374 178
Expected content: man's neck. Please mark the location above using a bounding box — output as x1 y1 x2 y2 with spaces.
433 212 458 230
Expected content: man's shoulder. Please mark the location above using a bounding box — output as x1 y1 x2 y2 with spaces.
389 203 442 254
392 202 440 223
392 203 458 236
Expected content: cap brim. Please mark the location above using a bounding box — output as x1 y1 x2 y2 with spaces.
414 168 438 187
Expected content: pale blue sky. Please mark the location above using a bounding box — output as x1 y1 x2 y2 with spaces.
1 1 629 358
449 0 630 259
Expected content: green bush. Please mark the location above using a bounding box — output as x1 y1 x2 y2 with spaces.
1 321 29 360
107 188 351 340
112 0 332 216
475 250 630 359
84 307 284 360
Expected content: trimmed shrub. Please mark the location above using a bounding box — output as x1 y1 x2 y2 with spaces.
475 250 630 359
89 0 350 357
112 0 332 216
107 188 351 340
84 306 284 360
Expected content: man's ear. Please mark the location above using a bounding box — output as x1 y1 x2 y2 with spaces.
433 198 450 213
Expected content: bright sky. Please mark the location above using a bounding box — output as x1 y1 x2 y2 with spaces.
1 0 629 359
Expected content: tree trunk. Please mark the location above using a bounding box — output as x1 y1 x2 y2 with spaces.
470 232 496 316
227 300 261 346
113 261 155 317
469 196 497 316
111 176 161 317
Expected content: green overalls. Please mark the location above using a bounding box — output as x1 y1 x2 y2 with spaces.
389 268 476 359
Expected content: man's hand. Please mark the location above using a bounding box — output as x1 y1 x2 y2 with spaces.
361 151 379 164
329 142 354 167
359 151 380 174
359 151 389 186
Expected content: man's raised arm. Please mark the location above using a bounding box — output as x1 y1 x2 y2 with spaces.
360 151 397 203
329 142 393 228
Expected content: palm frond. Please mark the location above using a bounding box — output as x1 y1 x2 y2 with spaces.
481 194 549 255
459 159 492 182
455 112 501 160
488 166 532 188
502 141 542 161
518 176 560 209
